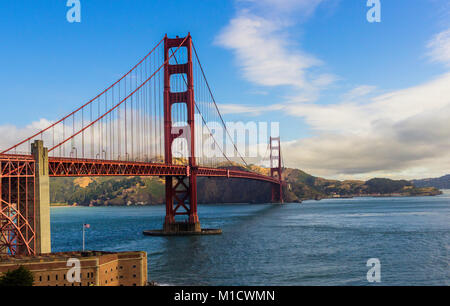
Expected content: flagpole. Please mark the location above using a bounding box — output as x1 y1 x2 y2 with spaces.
82 224 85 251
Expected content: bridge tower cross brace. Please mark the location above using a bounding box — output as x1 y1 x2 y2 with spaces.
163 34 201 232
270 136 283 203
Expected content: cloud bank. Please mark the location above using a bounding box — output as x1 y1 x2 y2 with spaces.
282 73 450 179
217 1 450 179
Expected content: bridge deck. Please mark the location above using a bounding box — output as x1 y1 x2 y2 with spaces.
0 154 280 184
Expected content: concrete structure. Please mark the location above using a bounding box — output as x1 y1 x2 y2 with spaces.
0 251 147 286
144 228 222 236
31 140 51 254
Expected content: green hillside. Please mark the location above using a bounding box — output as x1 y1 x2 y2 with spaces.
50 166 442 206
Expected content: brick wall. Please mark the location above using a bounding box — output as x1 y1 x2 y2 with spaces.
0 251 147 286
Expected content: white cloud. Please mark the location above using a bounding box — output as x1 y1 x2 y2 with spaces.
427 29 450 66
285 72 450 134
219 103 283 115
238 0 325 16
341 85 377 102
216 14 321 88
282 72 450 179
0 119 53 154
216 0 332 100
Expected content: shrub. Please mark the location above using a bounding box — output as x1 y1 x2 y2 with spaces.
0 266 34 287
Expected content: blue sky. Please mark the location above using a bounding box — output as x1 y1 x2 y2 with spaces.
1 0 449 179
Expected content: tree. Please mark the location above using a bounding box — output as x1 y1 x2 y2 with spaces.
0 266 34 287
365 178 411 194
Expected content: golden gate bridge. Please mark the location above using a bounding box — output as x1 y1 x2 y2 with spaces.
0 34 283 256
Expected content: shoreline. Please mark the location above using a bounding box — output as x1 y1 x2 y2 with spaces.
50 190 444 208
308 191 443 201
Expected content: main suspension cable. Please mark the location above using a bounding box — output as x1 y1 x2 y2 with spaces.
192 42 248 167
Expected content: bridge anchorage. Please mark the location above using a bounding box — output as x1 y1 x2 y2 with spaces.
0 33 283 255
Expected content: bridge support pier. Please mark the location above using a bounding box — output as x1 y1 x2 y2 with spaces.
163 175 201 234
271 183 283 204
31 140 51 254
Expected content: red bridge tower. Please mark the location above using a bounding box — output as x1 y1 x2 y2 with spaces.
270 136 283 203
163 34 201 233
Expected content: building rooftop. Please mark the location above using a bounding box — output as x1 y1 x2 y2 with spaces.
0 250 144 263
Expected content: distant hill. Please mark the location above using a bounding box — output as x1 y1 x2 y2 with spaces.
281 169 441 201
49 165 442 206
411 174 450 189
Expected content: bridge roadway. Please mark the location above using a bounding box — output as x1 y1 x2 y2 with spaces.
0 153 280 184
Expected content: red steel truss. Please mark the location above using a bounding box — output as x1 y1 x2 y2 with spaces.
48 157 187 177
0 154 36 255
0 156 280 181
46 157 280 184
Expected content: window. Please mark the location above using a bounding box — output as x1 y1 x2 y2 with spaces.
133 274 136 278
39 276 42 282
133 265 136 268
47 275 50 281
56 275 58 281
